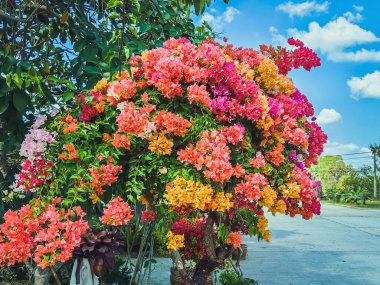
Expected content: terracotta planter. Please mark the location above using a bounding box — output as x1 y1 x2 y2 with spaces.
170 268 214 285
231 243 248 260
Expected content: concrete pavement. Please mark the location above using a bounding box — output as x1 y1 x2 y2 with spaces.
148 203 380 284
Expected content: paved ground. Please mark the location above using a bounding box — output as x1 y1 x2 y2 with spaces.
148 203 380 285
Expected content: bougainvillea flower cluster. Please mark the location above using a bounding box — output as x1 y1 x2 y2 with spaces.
0 200 88 268
8 115 56 199
100 196 133 226
171 218 207 260
5 36 326 275
226 232 243 249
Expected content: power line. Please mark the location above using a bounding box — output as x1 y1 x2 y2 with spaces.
321 151 372 157
343 156 373 161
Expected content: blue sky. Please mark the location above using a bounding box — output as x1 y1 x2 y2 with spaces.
196 0 380 167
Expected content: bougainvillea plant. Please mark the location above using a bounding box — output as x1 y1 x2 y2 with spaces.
1 37 326 285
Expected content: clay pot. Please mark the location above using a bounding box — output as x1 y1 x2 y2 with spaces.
231 244 248 260
170 268 214 285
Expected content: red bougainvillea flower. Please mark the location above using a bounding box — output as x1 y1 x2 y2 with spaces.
142 209 155 222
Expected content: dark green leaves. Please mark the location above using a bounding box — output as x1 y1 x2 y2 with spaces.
83 44 99 62
12 92 29 113
0 97 9 114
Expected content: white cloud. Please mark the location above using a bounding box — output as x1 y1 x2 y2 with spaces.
269 26 287 46
316 108 342 125
288 16 380 62
289 17 378 53
343 11 362 23
276 1 330 18
353 5 364 12
323 141 370 156
201 7 240 31
347 71 380 99
224 7 240 23
331 49 380 62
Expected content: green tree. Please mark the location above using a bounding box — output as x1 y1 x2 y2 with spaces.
336 167 372 204
310 155 351 199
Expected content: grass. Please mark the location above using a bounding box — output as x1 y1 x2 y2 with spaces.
323 199 380 209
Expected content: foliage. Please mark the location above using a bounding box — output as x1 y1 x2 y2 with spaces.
311 156 374 204
310 156 351 199
0 199 88 269
219 270 255 285
369 143 380 156
336 167 372 204
72 229 124 278
0 0 218 207
1 37 325 284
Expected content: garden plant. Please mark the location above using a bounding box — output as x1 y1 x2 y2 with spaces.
0 36 326 285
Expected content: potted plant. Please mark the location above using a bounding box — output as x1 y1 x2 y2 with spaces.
219 270 257 285
71 229 124 285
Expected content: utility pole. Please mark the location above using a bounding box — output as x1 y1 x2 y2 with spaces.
374 153 378 198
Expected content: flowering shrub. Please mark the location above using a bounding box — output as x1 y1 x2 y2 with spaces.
171 218 207 260
0 199 88 268
4 37 326 283
6 115 56 200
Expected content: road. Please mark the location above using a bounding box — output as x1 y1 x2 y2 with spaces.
149 203 380 285
240 203 380 285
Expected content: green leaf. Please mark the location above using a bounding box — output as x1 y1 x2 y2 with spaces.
131 0 140 11
76 195 86 202
73 40 86 52
83 45 99 62
84 66 101 74
140 23 151 33
108 12 120 19
63 91 75 102
12 74 23 89
106 0 123 9
12 92 29 113
127 194 136 203
5 74 11 87
194 0 205 15
19 62 31 71
0 97 9 114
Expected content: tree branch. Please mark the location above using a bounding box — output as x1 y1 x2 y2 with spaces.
0 9 27 22
203 212 217 261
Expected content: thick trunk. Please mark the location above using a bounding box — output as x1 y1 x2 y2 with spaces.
171 212 233 285
34 267 51 285
190 259 217 284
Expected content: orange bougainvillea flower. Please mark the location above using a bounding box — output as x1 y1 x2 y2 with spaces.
58 143 78 160
103 133 111 141
226 232 242 249
90 192 101 204
92 78 110 94
89 162 122 195
147 131 173 156
62 115 78 134
151 111 191 137
111 134 131 150
166 231 185 250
